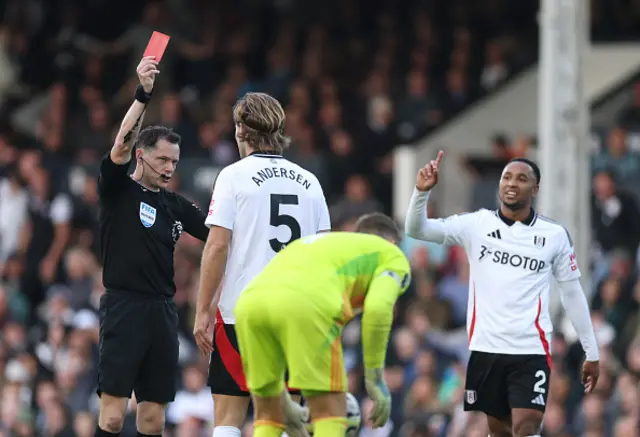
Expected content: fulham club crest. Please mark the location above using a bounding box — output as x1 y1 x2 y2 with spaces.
533 236 546 248
465 390 477 405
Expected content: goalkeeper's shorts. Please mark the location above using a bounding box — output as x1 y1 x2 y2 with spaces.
234 287 347 396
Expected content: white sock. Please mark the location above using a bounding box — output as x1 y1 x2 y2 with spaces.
212 426 241 437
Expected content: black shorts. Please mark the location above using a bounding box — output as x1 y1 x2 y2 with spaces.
463 351 551 419
97 292 179 404
208 323 300 397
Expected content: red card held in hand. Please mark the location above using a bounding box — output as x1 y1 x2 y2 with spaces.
143 31 170 63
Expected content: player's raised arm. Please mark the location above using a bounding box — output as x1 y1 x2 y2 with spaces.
552 230 600 392
405 151 475 246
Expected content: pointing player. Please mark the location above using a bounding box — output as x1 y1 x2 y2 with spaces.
234 213 411 437
405 152 599 437
193 92 331 437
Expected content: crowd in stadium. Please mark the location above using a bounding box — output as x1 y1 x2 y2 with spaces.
0 0 638 437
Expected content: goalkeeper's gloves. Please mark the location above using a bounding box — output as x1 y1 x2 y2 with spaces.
364 368 391 428
281 390 310 437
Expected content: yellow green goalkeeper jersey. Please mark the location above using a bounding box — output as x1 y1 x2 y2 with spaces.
240 232 412 369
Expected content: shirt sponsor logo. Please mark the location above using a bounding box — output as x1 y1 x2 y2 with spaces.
139 202 156 228
479 245 546 272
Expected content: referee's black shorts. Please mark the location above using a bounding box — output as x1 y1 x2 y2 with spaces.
97 291 179 404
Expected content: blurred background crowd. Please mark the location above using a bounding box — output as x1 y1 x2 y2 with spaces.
0 1 638 437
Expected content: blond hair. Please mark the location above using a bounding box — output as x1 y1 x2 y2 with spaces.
233 92 290 153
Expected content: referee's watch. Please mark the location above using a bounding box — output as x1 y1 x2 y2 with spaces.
135 85 153 104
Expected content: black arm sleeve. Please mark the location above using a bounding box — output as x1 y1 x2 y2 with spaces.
98 153 131 199
178 195 209 242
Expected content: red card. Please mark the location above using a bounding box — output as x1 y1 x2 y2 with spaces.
143 31 171 63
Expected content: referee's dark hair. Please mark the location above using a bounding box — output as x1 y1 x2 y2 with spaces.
509 157 541 184
354 212 402 243
136 126 181 150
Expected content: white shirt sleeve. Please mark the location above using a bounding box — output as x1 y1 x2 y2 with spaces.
317 192 331 232
404 188 478 247
204 168 236 230
557 279 599 361
49 194 72 224
552 228 581 282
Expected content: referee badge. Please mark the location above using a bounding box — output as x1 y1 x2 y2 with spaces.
139 202 157 228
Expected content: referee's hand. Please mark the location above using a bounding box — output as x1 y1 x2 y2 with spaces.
582 360 600 394
137 56 159 94
193 311 214 356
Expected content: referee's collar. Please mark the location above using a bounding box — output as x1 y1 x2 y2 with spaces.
248 151 283 159
496 207 537 226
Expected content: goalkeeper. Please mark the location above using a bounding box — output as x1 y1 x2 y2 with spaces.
234 213 411 437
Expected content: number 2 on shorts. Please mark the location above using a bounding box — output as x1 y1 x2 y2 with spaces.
533 370 546 394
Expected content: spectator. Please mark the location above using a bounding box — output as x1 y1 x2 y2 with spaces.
330 175 382 227
396 70 442 142
616 81 640 129
480 40 510 92
0 164 28 264
591 170 640 259
436 255 469 329
592 126 640 180
19 167 72 311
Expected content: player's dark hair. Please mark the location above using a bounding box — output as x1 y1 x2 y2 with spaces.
354 213 401 242
136 126 181 150
508 157 541 184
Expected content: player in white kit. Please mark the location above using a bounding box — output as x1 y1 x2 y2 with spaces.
193 93 329 437
405 152 600 437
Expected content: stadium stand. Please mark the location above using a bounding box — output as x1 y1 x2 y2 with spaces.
0 1 637 437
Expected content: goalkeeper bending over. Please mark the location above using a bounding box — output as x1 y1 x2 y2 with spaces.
234 212 411 437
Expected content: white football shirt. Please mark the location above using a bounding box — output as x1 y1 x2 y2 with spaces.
440 208 581 359
205 153 331 323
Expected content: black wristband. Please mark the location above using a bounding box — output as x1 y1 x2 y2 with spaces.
134 85 152 104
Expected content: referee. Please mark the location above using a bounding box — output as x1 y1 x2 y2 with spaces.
94 57 208 437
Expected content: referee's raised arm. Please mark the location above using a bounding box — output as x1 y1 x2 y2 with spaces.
98 57 158 198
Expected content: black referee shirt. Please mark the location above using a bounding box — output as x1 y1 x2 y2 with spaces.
98 153 209 297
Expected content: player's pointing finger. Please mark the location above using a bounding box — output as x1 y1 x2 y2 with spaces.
435 150 444 166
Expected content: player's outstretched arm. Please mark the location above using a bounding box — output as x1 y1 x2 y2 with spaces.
110 57 158 165
557 279 600 392
405 151 449 243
